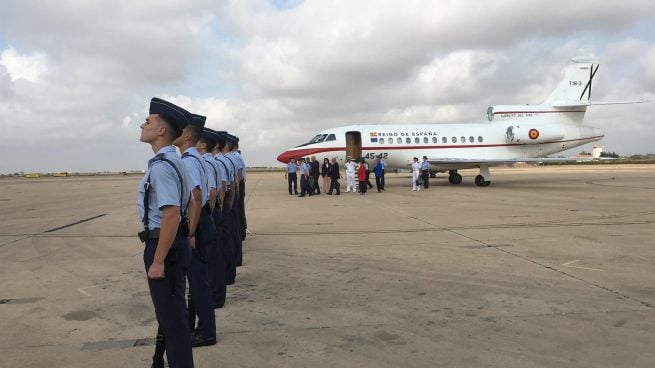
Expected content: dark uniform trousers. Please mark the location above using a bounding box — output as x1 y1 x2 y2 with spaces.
144 233 194 368
239 179 247 240
300 175 308 196
421 169 429 188
201 204 226 308
287 172 298 194
381 169 385 189
188 210 216 340
217 197 237 284
230 194 243 266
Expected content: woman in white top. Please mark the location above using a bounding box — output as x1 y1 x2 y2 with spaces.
411 157 421 191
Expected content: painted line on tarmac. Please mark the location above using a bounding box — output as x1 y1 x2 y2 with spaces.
561 260 604 272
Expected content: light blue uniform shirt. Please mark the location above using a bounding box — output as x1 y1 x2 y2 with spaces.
287 162 297 173
137 145 191 230
181 147 209 205
226 151 242 181
300 162 309 176
211 153 228 185
235 151 247 179
215 153 234 189
421 161 429 170
203 152 220 190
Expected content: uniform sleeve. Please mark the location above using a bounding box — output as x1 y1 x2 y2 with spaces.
206 163 217 189
217 163 227 183
150 162 181 209
181 158 202 190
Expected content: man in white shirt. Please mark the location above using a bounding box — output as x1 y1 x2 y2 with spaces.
344 157 357 193
411 157 421 191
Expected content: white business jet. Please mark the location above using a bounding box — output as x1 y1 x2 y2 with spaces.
277 57 633 186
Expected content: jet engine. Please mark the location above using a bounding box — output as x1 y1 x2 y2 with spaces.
505 125 565 144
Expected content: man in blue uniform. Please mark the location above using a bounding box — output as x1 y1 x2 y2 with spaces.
232 140 248 241
139 97 194 368
197 128 227 308
421 155 430 189
298 158 310 197
285 157 298 195
174 114 217 348
213 131 238 284
223 134 244 266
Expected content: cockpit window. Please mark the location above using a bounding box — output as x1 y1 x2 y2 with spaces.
296 133 333 147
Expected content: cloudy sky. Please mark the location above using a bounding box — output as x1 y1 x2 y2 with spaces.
1 0 654 173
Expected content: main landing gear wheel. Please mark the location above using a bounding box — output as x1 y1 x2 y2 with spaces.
475 175 491 187
448 173 462 184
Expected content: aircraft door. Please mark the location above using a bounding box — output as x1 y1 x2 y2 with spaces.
345 131 362 160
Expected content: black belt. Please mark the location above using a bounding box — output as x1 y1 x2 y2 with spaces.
138 228 160 242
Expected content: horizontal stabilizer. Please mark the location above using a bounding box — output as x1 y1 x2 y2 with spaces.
585 100 649 106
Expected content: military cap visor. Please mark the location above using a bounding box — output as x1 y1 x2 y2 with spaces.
190 114 206 127
149 97 192 133
201 127 217 142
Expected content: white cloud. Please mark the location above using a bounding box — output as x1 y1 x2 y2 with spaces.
0 46 48 82
0 0 654 173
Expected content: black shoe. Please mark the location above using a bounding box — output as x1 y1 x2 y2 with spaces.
294 192 299 195
191 334 217 348
226 279 235 285
214 301 225 309
327 192 332 195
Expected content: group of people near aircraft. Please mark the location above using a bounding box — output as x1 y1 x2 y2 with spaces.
138 97 247 368
285 155 398 195
285 154 434 194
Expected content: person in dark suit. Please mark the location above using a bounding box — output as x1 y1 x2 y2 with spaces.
310 156 320 195
327 157 341 195
321 158 331 194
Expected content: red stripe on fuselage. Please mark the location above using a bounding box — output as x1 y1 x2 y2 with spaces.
276 136 603 163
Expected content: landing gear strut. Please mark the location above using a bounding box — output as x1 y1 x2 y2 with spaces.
448 170 462 185
475 165 491 187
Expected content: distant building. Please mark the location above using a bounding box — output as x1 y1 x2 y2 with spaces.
592 145 603 158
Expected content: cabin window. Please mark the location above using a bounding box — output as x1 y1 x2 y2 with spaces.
469 136 474 143
327 134 336 141
423 137 429 144
442 137 447 144
461 136 466 143
452 137 457 143
397 137 402 144
406 137 411 144
414 137 420 144
432 137 438 143
379 138 385 144
478 136 483 143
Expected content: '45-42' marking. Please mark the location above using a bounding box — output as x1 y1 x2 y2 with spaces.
363 152 388 159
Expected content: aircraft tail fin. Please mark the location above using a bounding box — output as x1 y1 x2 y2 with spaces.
544 57 599 107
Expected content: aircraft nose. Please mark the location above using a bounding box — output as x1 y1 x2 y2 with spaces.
277 150 291 164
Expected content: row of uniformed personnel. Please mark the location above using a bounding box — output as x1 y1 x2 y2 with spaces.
138 97 247 368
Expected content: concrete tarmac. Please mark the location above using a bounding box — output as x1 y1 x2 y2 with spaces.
1 165 654 368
